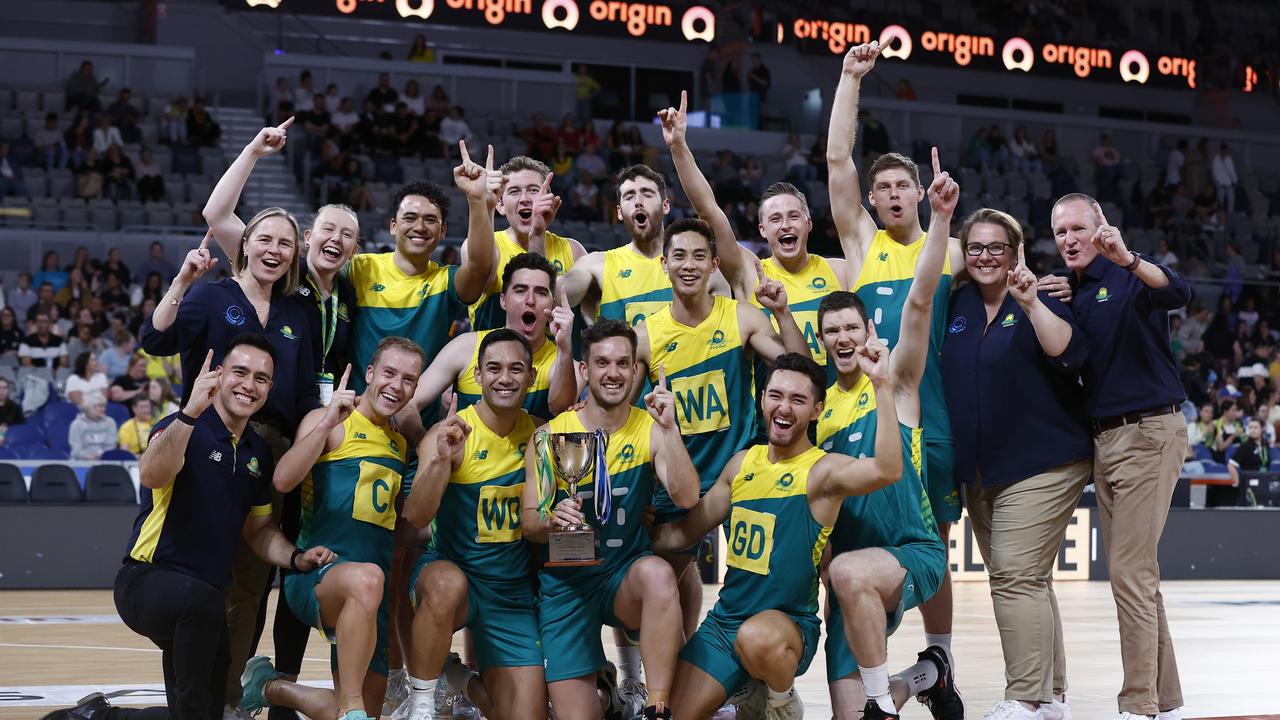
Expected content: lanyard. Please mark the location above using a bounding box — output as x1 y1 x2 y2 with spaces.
309 276 339 369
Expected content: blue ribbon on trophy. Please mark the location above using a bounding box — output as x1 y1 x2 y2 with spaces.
592 428 612 525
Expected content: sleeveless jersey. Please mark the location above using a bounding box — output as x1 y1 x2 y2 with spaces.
432 405 536 585
455 329 559 421
348 253 464 394
751 254 842 367
815 374 940 557
852 230 953 443
299 409 407 573
598 246 671 325
644 296 755 516
539 407 657 591
711 444 832 622
468 229 576 331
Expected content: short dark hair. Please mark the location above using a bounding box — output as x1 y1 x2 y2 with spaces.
390 179 452 223
762 353 827 404
501 252 558 294
663 217 717 256
616 164 667 198
74 351 92 378
759 181 810 217
225 332 278 368
867 152 921 188
479 328 532 366
817 291 869 331
371 336 426 371
581 319 637 359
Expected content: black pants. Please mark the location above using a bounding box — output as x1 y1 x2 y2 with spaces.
254 486 310 720
113 562 230 720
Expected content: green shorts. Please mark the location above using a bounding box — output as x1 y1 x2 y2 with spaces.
410 550 543 672
283 561 390 676
823 543 944 681
925 441 961 524
537 557 639 683
679 608 820 698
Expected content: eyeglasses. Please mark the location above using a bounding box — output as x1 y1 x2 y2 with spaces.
965 242 1015 257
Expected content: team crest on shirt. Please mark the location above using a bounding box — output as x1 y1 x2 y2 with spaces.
338 303 350 321
741 473 754 483
809 276 827 290
1096 287 1110 302
417 284 430 300
552 260 565 272
355 432 368 440
948 316 967 334
776 472 795 489
856 392 870 408
516 442 528 457
388 439 399 453
709 330 725 346
665 341 678 352
281 325 299 341
370 283 385 292
878 252 889 262
224 305 246 327
822 408 833 419
247 457 261 478
474 449 489 460
1000 313 1016 328
617 444 636 461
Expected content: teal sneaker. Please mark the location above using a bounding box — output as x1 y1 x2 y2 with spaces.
238 655 278 712
338 711 372 720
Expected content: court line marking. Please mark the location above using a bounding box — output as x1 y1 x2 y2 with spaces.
0 641 334 665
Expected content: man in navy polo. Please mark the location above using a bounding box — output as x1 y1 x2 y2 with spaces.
1050 193 1191 720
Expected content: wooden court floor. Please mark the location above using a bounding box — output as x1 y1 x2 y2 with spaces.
1 580 1277 719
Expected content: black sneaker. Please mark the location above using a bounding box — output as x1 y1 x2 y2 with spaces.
641 705 673 719
863 699 901 720
916 645 965 720
38 693 112 720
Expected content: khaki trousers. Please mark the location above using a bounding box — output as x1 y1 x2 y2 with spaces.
1094 411 1186 715
966 458 1091 703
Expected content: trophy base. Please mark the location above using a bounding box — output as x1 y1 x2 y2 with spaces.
547 528 602 567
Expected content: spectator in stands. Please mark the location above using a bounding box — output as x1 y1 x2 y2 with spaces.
135 147 166 203
117 396 154 456
50 303 73 338
1212 143 1239 215
1009 126 1041 174
368 72 399 112
271 77 294 124
747 52 772 103
575 140 607 183
439 106 475 154
69 392 117 461
557 114 584 154
187 98 221 148
323 82 340 110
330 97 359 134
27 282 58 323
781 132 815 182
0 307 22 357
569 171 602 222
100 272 132 312
337 158 374 212
402 79 425 115
391 101 420 153
21 310 67 369
857 109 890 160
1214 398 1244 460
1188 402 1215 447
66 321 104 364
721 56 742 93
101 329 135 376
33 113 67 171
107 88 142 144
162 97 189 144
56 269 91 312
93 114 125 154
573 64 601 124
67 351 110 406
145 377 179 418
427 84 451 115
100 144 137 201
1092 133 1123 201
1166 139 1187 187
1185 138 1210 197
807 132 829 181
1223 417 1268 507
1039 128 1061 173
0 143 27 199
7 274 36 325
101 247 132 287
65 60 108 113
523 112 559 163
0 378 22 429
75 148 104 200
698 43 719 109
135 272 166 308
408 33 433 62
110 353 150 404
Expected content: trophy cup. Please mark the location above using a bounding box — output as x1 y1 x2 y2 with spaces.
535 430 611 566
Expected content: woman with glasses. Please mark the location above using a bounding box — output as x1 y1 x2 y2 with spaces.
940 208 1093 720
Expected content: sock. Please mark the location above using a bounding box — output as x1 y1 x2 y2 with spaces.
441 657 476 700
766 686 795 708
861 661 896 714
408 674 437 706
894 658 939 695
924 633 952 656
617 645 643 684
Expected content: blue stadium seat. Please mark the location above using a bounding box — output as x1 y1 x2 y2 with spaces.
44 420 71 454
0 447 19 460
101 449 136 461
1225 444 1239 462
105 402 131 427
5 423 46 448
85 465 136 504
1192 444 1213 461
42 400 78 427
0 463 27 503
29 465 82 503
20 446 70 461
1201 461 1229 474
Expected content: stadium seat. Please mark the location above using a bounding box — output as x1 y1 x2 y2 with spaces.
0 447 19 460
1225 444 1239 462
105 402 131 426
30 465 82 503
101 448 136 461
5 423 46 448
21 446 70 460
42 399 77 425
1201 461 1228 475
85 465 137 504
0 463 26 503
1192 444 1213 461
44 420 71 454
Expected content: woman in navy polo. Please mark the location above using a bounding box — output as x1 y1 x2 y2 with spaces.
941 208 1093 720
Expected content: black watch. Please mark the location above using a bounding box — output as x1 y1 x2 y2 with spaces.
175 411 197 426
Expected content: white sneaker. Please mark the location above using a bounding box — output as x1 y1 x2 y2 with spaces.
1156 709 1182 720
618 678 649 717
451 697 481 719
223 707 256 720
389 690 432 720
764 689 803 720
1040 694 1071 720
730 680 766 720
1111 713 1155 720
384 667 408 716
982 700 1040 720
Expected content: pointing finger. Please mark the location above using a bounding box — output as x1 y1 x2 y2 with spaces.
448 391 458 418
559 285 570 310
458 141 472 166
1017 241 1026 268
277 116 295 131
679 89 687 116
658 364 667 390
1092 201 1110 228
931 146 941 177
199 228 212 250
871 40 884 57
199 349 214 375
337 363 351 392
539 170 554 196
485 144 494 172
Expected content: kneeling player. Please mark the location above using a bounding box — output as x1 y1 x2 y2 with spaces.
240 337 425 720
522 320 699 720
817 151 962 720
655 352 904 720
398 329 547 720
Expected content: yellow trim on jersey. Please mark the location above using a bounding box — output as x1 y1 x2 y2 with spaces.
730 445 825 503
451 405 536 487
852 230 952 290
599 245 671 324
128 484 174 563
908 425 924 477
547 406 654 477
816 374 877 447
349 252 452 310
643 295 744 376
249 503 272 517
318 409 407 464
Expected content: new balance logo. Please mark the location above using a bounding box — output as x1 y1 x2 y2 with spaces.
209 451 223 462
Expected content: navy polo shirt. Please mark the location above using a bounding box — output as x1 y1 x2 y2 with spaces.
124 409 274 589
140 278 320 434
1067 256 1192 419
296 259 355 377
942 286 1093 488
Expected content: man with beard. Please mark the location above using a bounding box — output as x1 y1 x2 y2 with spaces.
652 352 904 720
634 218 809 649
396 253 577 444
396 330 547 720
239 337 426 720
522 319 699 720
464 156 587 331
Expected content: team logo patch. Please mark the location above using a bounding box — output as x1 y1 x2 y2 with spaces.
856 392 870 408
224 305 246 327
370 283 385 292
878 252 889 262
516 442 528 457
1000 313 1016 328
710 330 725 346
297 285 311 297
1095 287 1110 302
741 473 754 483
209 450 223 462
417 284 430 299
822 409 832 419
810 276 827 290
618 269 633 278
776 472 795 489
948 316 967 334
338 303 350 321
355 432 368 440
280 325 299 341
665 341 678 352
617 443 636 461
552 260 565 272
247 457 261 477
474 449 489 460
388 439 399 453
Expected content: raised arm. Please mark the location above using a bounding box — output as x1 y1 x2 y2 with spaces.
649 450 742 552
561 251 603 308
202 118 293 260
660 90 751 297
547 286 579 415
1006 243 1078 360
149 230 218 333
403 398 468 528
139 350 215 489
395 333 474 447
273 366 352 493
828 43 883 287
453 142 503 305
1089 201 1191 307
645 365 698 509
813 341 902 499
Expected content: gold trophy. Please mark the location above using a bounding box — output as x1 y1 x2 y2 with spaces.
536 430 609 566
